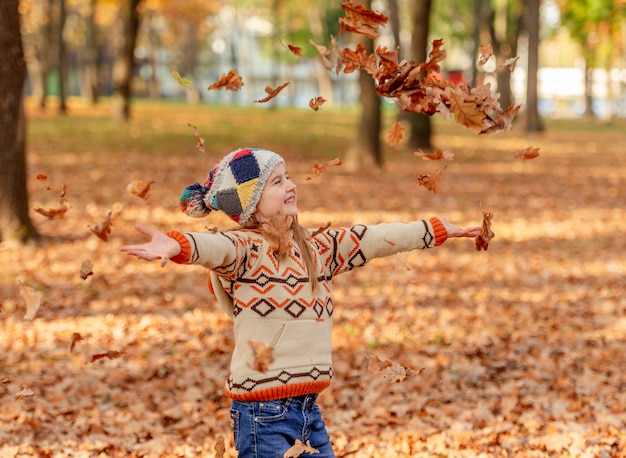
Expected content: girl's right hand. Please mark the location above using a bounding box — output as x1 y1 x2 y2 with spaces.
119 224 181 267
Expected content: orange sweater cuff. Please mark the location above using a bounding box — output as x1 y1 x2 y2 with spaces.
429 217 448 246
166 230 191 264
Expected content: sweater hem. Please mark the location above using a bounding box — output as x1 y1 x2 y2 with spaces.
224 380 331 402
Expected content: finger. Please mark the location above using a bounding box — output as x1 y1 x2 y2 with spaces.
160 257 168 268
134 224 156 238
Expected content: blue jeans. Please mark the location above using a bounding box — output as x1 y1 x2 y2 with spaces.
229 394 335 457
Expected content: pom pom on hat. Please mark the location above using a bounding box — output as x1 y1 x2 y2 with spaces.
179 148 284 225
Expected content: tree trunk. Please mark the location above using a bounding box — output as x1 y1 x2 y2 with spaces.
0 0 39 243
524 0 544 132
344 0 382 172
111 0 142 121
56 0 68 114
407 0 432 151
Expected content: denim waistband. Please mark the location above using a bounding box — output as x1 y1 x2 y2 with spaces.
279 393 318 408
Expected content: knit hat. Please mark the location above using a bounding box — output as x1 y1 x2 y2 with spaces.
179 148 284 225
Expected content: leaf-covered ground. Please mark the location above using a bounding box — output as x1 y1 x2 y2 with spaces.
1 102 625 457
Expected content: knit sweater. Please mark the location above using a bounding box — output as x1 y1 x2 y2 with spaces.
167 217 448 401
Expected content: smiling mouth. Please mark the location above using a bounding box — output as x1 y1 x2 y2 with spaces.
285 196 296 204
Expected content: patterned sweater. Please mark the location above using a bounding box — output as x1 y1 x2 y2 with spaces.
167 217 447 401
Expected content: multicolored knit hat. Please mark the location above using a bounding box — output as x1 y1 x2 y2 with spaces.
179 148 284 225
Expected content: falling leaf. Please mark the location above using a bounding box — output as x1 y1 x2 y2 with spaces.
88 211 112 241
127 180 154 200
172 70 193 90
261 214 294 256
417 165 447 194
340 43 377 74
280 40 303 57
254 82 290 103
475 211 495 251
36 173 48 181
208 68 244 91
90 351 123 363
214 435 226 458
187 123 206 153
338 0 388 39
15 385 35 400
477 43 493 66
309 96 327 111
34 184 69 219
309 38 334 72
306 158 342 181
365 353 393 372
18 280 44 321
500 56 520 72
79 260 94 280
283 439 320 458
384 362 424 384
310 222 332 237
248 340 274 373
415 149 454 160
515 146 540 160
387 120 405 146
70 333 84 354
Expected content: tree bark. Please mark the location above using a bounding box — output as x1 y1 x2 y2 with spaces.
111 0 142 121
524 0 544 132
407 0 433 151
0 0 39 243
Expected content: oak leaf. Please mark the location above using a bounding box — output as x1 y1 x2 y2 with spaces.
415 149 454 160
445 86 487 133
208 68 244 91
340 43 376 74
417 165 447 194
34 184 69 219
365 353 393 372
306 158 342 181
384 362 424 384
79 260 94 280
90 351 123 363
248 340 274 373
172 69 193 90
255 82 290 103
387 120 404 147
515 146 540 160
127 180 154 200
500 56 520 72
338 0 388 39
18 280 44 321
309 96 327 111
309 38 334 72
475 211 495 251
88 211 112 241
477 43 493 67
283 439 320 458
280 40 303 57
187 123 206 153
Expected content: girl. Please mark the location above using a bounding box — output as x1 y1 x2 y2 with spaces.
120 147 481 457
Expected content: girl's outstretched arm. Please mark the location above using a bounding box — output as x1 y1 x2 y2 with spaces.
119 224 181 267
438 216 482 238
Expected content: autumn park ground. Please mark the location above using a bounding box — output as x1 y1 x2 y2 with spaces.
1 98 625 457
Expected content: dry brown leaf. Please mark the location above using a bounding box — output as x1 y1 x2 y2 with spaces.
214 435 226 458
90 351 123 363
280 40 303 57
478 43 493 66
340 43 377 74
384 362 424 384
261 214 294 256
248 340 274 373
306 158 342 181
69 333 84 354
18 280 44 320
283 439 320 458
309 96 327 111
88 211 112 241
187 123 206 153
338 0 388 39
500 56 520 72
34 185 69 219
475 211 495 251
15 385 35 400
387 120 404 147
417 165 447 194
254 82 290 103
208 68 244 91
365 353 393 372
309 38 334 72
515 146 540 160
79 260 94 280
415 149 454 161
127 179 154 200
310 222 332 238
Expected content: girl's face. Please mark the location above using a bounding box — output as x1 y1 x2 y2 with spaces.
254 163 297 222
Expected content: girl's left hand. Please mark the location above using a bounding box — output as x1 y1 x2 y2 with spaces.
439 216 482 238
